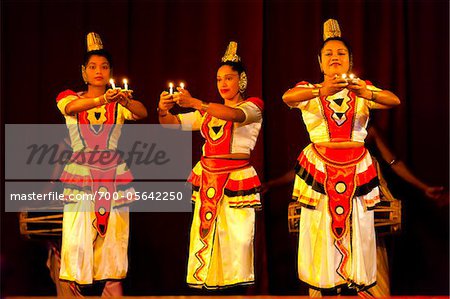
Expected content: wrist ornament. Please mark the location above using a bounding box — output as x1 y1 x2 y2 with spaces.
201 101 209 112
388 158 400 166
312 88 321 97
370 90 379 101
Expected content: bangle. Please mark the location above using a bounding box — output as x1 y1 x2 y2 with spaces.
388 158 399 166
312 88 320 97
370 90 379 101
201 101 209 112
157 107 168 117
103 93 109 104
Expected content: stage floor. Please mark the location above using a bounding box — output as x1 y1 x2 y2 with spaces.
5 296 450 299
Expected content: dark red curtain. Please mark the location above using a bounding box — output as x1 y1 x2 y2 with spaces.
1 0 448 296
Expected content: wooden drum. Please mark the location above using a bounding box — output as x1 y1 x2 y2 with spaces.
19 204 63 239
288 197 402 236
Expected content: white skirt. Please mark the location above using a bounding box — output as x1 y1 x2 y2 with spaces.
298 196 377 290
187 198 256 289
59 200 129 285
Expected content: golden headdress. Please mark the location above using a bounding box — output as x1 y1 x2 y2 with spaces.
221 41 241 63
86 32 104 52
323 19 341 40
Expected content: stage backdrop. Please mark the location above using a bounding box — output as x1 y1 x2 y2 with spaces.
1 0 448 296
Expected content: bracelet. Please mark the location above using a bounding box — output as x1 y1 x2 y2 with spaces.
388 158 399 166
311 88 320 97
370 90 379 101
157 107 168 117
201 101 209 112
103 93 109 104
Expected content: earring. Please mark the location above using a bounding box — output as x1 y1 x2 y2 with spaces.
81 65 88 84
239 72 248 94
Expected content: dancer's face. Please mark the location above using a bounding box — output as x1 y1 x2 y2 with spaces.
84 55 111 87
320 40 350 77
217 65 240 101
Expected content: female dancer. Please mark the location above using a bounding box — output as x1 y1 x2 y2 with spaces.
158 42 263 289
56 32 147 296
282 19 400 296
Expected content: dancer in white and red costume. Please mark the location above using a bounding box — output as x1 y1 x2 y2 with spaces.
158 42 263 289
282 20 400 296
56 32 147 296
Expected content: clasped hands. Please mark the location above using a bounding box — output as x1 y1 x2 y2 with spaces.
159 87 197 111
105 88 133 106
320 74 372 99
